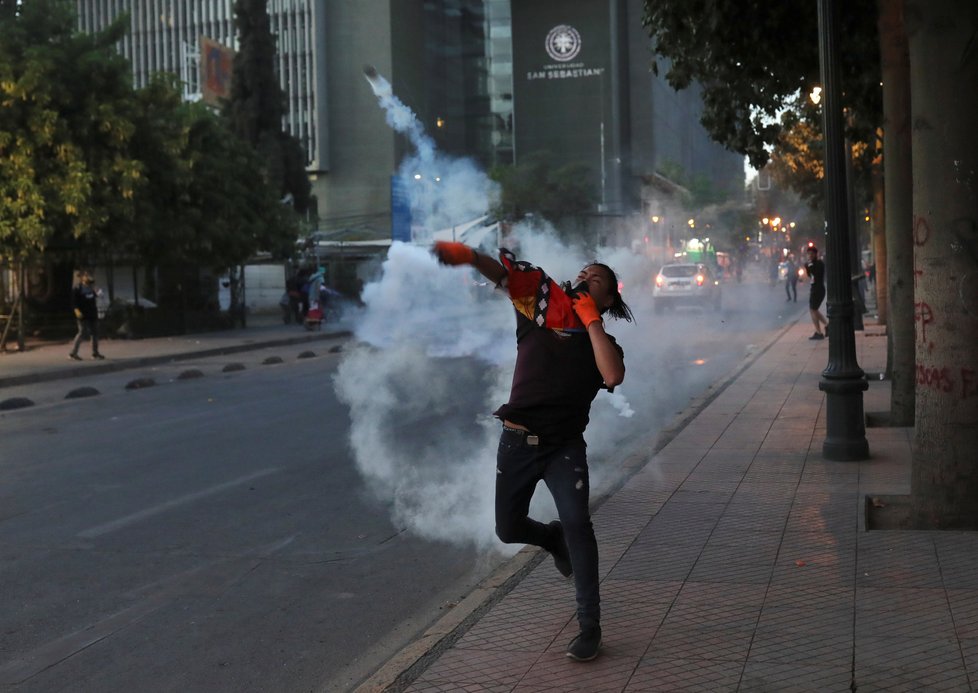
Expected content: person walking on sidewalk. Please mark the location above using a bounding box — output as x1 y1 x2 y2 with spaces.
433 241 634 662
69 270 104 360
805 246 828 339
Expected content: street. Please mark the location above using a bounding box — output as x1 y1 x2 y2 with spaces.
0 278 804 692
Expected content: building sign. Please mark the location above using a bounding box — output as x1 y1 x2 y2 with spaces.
512 1 613 183
526 21 605 82
545 25 581 62
200 36 235 106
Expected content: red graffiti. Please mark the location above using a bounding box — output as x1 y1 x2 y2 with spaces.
963 369 978 400
914 216 932 246
917 364 954 393
914 301 934 345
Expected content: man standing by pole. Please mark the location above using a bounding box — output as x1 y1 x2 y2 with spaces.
805 246 828 339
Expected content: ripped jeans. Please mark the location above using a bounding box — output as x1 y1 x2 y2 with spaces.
494 427 599 629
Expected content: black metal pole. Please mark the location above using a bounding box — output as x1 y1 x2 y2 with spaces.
817 0 869 461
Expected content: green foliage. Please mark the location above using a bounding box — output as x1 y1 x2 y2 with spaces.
125 78 299 271
224 0 311 214
489 152 597 224
767 94 877 211
642 0 881 170
656 160 728 208
183 106 299 267
0 0 138 259
0 0 299 272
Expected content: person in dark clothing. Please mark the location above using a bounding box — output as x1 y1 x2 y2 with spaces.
805 246 828 339
69 271 104 360
785 253 799 302
432 240 634 663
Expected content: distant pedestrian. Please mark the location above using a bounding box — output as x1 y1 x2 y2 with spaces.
785 253 798 302
805 246 828 340
69 270 104 360
433 240 634 663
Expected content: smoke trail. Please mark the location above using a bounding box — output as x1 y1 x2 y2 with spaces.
337 69 661 550
363 66 498 238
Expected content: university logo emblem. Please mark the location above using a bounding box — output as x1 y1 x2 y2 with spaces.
545 25 581 62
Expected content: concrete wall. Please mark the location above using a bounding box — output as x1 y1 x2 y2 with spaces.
311 0 399 231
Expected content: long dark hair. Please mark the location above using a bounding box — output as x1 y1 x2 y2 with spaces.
589 262 635 323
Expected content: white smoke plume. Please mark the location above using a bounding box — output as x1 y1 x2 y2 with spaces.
338 68 732 551
363 66 497 238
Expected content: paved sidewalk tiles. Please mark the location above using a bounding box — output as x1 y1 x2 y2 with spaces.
391 320 978 692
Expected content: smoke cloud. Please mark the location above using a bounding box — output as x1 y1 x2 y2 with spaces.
337 69 761 551
363 68 497 237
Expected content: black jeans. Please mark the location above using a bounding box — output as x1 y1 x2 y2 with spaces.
494 427 600 629
70 318 99 356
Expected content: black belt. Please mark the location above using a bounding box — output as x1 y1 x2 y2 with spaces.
502 425 541 446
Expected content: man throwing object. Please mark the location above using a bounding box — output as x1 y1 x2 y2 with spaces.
432 241 633 662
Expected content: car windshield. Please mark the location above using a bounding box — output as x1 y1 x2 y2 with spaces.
660 265 700 278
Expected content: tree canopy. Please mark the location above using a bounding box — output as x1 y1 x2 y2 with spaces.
0 0 138 259
0 0 300 271
642 0 882 171
489 151 597 225
224 0 311 215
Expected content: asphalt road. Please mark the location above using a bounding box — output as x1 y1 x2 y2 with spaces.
0 343 491 692
0 279 805 692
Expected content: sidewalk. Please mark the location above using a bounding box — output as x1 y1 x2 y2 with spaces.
0 315 350 391
358 319 978 692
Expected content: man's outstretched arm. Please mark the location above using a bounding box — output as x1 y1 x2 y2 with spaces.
432 241 507 285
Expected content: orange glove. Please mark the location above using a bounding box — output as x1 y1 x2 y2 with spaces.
432 241 476 266
572 292 601 328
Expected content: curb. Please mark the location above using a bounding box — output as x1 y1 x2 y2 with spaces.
348 316 802 693
0 330 351 390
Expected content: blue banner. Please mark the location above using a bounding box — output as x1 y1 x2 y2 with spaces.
391 175 412 242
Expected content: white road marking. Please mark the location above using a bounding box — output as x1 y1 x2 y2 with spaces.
77 467 280 539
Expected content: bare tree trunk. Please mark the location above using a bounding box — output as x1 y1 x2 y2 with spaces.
877 0 915 421
906 0 978 528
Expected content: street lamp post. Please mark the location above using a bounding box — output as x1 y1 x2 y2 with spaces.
816 0 869 461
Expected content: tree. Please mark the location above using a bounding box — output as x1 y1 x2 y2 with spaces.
125 74 195 268
876 0 915 426
183 105 298 269
642 0 916 432
641 0 881 170
489 151 597 226
907 0 978 528
223 0 311 215
0 0 140 261
1 0 300 331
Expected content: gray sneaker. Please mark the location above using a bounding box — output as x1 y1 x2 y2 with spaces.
547 520 573 578
566 626 602 661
